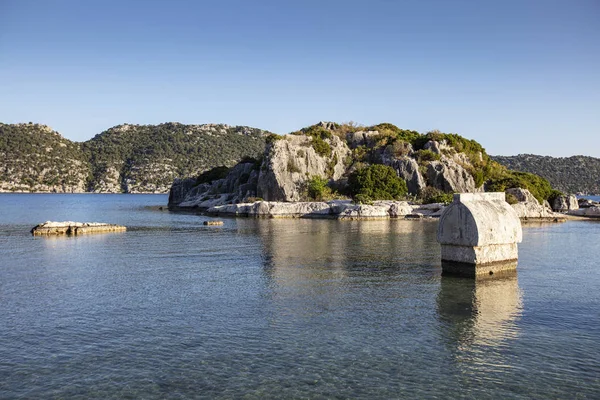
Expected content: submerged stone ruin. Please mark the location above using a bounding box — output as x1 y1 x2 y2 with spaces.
31 221 126 236
437 193 523 277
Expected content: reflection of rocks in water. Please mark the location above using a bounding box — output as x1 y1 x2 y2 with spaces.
247 219 440 300
437 274 523 347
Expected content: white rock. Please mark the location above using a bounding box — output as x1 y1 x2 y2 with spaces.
568 206 600 217
256 135 351 201
511 201 560 219
552 194 579 212
337 204 390 219
506 188 539 204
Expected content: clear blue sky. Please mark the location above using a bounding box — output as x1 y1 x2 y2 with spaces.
1 0 598 156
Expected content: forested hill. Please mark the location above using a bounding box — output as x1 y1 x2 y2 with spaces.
0 122 268 193
492 154 600 194
0 123 91 193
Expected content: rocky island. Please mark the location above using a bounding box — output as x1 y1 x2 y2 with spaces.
168 122 575 221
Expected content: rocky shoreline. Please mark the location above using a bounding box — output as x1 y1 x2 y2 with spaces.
172 200 445 220
170 191 583 223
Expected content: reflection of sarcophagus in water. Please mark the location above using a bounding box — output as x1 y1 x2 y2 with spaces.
437 274 522 346
437 193 523 277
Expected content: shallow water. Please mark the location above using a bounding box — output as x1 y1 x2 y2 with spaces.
0 194 599 399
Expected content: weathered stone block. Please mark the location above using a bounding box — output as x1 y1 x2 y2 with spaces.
437 193 522 277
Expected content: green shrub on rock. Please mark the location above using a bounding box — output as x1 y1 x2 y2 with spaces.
547 189 565 206
291 124 333 157
311 136 331 157
287 159 301 173
196 166 230 185
487 171 553 203
419 187 454 204
265 133 283 144
367 123 421 144
348 165 407 203
505 193 519 205
306 175 334 201
415 149 441 163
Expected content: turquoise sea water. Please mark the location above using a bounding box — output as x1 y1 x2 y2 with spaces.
0 194 599 399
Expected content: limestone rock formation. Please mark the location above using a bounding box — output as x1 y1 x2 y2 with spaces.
427 158 478 193
169 178 200 206
505 188 563 220
551 194 579 212
577 198 598 208
387 157 426 195
90 165 123 193
511 202 557 219
171 162 260 209
166 122 556 215
203 200 445 219
423 140 451 155
256 134 350 202
506 188 539 204
568 206 600 218
345 130 381 148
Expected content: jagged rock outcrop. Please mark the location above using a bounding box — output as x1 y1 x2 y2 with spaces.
345 130 381 148
169 133 353 207
507 188 564 221
423 140 451 155
256 135 350 202
578 198 599 208
387 157 426 195
169 178 199 206
170 162 260 208
551 194 579 212
506 188 538 203
426 158 478 193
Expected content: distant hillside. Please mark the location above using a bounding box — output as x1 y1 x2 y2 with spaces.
82 123 268 193
492 154 600 194
0 123 91 192
0 122 268 193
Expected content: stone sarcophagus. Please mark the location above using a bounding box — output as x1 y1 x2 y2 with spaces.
437 193 523 277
